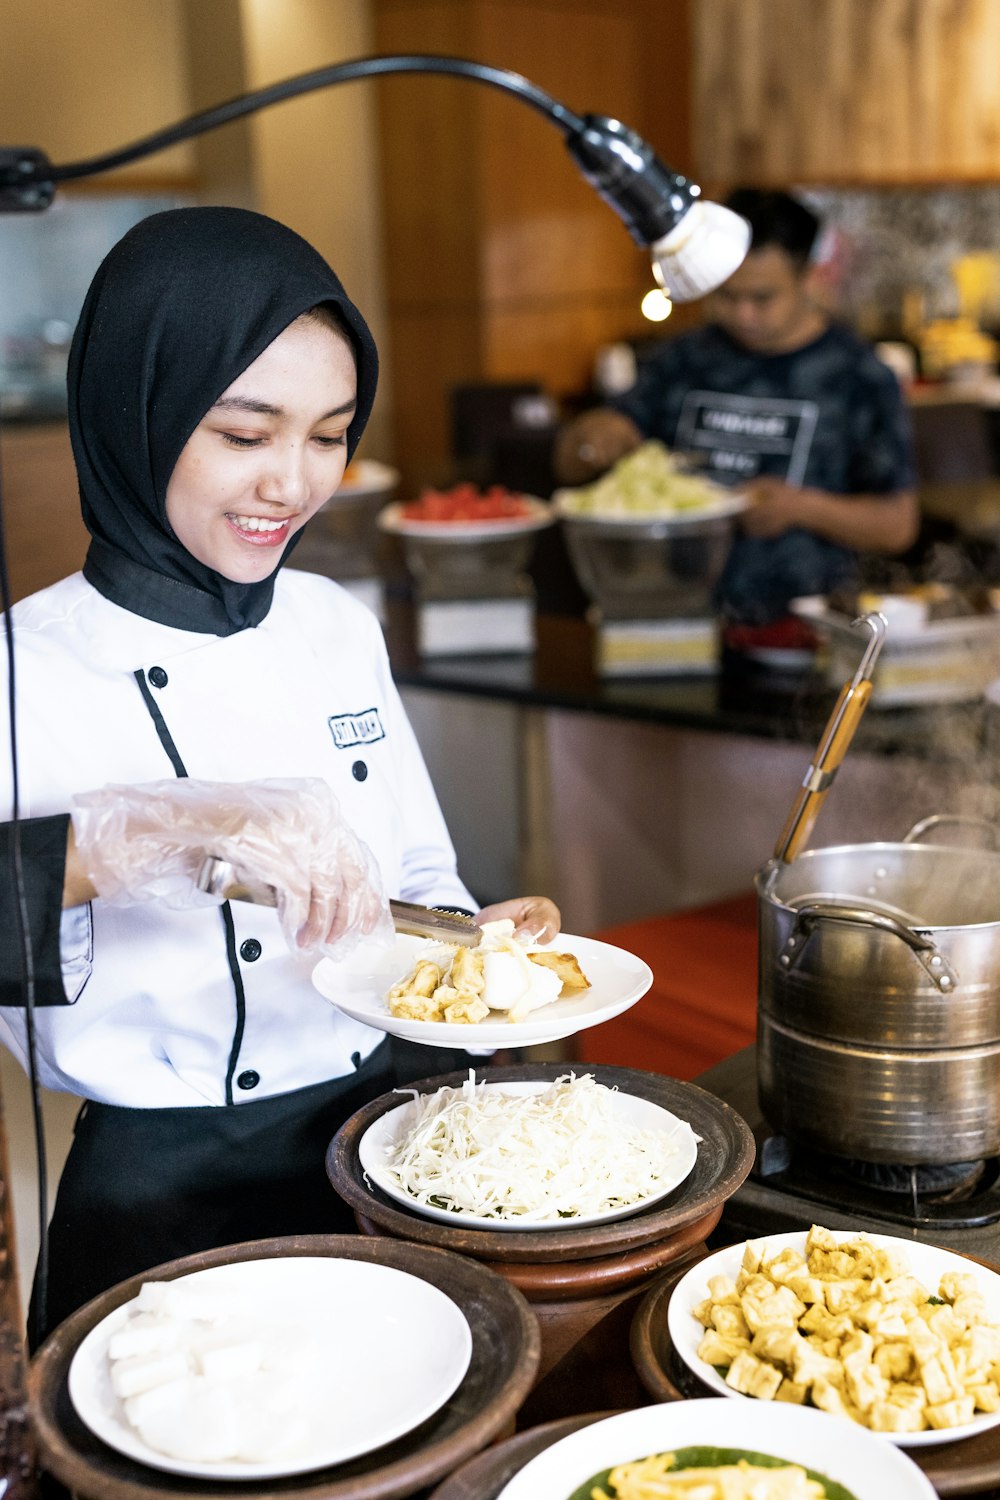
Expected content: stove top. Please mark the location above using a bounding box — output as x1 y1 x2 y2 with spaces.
696 1047 1000 1262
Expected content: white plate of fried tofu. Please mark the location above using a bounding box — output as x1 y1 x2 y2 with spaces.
668 1226 1000 1447
312 930 653 1047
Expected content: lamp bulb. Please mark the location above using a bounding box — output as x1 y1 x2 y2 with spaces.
650 201 751 302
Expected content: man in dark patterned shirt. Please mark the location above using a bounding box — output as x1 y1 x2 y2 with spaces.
556 190 918 625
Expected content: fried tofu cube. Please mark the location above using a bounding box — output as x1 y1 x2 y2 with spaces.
784 1272 826 1305
725 1350 783 1400
939 1271 981 1303
697 1330 751 1368
927 1304 968 1345
811 1248 862 1279
970 1324 1000 1368
873 1342 914 1382
884 1275 931 1307
791 1340 844 1388
810 1376 861 1422
855 1295 900 1333
925 1395 976 1430
918 1353 964 1406
805 1225 839 1256
843 1353 888 1413
868 1400 927 1434
742 1285 806 1334
867 1304 910 1340
707 1273 740 1305
741 1239 768 1277
953 1292 990 1327
750 1325 803 1370
885 1382 928 1414
840 1331 874 1362
798 1304 850 1340
711 1304 750 1341
969 1381 1000 1413
774 1378 809 1405
824 1280 866 1316
765 1248 810 1285
691 1296 715 1329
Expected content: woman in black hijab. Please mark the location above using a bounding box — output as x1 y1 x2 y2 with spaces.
0 207 558 1344
70 205 379 635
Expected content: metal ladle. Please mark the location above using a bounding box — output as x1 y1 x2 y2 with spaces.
772 611 887 865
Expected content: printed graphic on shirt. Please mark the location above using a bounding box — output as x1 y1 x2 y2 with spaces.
675 391 819 485
328 707 385 749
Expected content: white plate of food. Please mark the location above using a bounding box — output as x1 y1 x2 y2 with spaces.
378 493 554 540
312 926 653 1048
67 1256 472 1479
552 440 748 526
667 1227 1000 1448
357 1073 700 1230
554 485 748 527
495 1398 935 1500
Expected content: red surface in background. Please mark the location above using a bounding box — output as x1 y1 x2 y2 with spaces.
573 893 759 1081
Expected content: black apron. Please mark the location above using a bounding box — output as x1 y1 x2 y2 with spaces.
30 1040 399 1347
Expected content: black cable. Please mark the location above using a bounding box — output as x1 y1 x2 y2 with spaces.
44 54 585 186
0 427 49 1353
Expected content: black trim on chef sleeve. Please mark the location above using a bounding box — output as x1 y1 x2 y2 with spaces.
0 813 74 1006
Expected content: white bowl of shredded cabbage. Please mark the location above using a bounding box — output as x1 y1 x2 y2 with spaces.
357 1072 701 1231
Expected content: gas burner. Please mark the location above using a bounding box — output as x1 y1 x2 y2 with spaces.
753 1133 1000 1230
835 1156 987 1200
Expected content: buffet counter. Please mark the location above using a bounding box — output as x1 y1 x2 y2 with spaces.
384 605 997 933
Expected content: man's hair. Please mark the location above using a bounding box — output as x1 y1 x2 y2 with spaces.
722 188 821 269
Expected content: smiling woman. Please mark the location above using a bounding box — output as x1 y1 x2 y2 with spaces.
0 205 560 1351
165 315 358 583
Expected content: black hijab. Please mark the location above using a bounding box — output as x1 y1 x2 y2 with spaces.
68 206 379 635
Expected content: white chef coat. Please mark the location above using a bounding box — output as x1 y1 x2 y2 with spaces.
0 567 475 1107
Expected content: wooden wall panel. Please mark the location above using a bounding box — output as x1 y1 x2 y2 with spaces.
693 0 1000 185
0 425 87 605
373 0 672 490
483 294 649 394
384 309 485 488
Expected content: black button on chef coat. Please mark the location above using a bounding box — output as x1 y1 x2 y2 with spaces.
240 938 262 962
148 666 168 688
237 1070 260 1090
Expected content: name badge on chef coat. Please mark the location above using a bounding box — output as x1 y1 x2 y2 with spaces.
675 391 818 485
328 707 385 749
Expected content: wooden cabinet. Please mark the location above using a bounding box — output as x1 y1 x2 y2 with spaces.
692 0 1000 184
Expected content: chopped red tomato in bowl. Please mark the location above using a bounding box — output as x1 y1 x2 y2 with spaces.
400 483 533 522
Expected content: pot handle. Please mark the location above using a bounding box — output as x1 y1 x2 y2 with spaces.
903 814 1000 849
779 900 959 993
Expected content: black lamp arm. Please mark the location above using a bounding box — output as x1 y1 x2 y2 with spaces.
0 52 699 245
0 54 581 208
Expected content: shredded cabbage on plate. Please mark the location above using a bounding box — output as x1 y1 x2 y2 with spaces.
379 1072 699 1222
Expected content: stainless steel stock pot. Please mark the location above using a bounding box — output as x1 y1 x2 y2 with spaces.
755 818 1000 1164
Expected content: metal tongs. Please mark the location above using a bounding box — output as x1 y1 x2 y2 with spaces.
771 611 887 865
196 856 483 946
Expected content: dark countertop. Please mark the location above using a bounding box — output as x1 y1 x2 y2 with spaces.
385 605 992 768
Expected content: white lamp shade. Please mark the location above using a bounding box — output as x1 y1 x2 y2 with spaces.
651 200 751 302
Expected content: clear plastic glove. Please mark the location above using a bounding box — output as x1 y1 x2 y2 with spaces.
70 777 393 959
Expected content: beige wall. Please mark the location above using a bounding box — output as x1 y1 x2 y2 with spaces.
238 0 392 456
0 0 195 181
0 0 393 456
